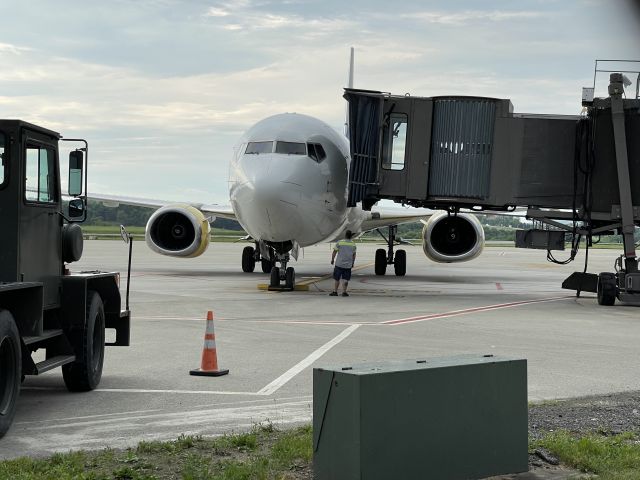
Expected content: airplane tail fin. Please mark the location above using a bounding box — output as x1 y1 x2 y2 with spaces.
348 46 354 89
344 46 354 138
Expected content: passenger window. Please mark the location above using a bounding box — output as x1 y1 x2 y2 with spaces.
0 133 5 188
382 114 408 171
246 141 273 154
275 141 306 155
25 145 56 203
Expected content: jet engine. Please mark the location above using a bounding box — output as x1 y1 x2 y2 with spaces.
145 204 211 258
422 212 484 263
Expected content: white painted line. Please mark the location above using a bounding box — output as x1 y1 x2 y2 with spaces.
22 386 259 396
15 408 164 425
257 324 360 396
27 400 312 431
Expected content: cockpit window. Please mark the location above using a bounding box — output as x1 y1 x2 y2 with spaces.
307 143 326 162
246 141 273 154
275 141 306 155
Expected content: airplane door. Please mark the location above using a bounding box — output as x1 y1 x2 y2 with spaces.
378 97 411 198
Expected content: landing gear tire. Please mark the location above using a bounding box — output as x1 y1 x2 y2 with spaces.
0 310 21 439
285 267 295 289
242 246 256 273
62 291 105 392
270 266 280 288
597 272 617 306
375 249 387 276
261 258 272 274
394 249 407 276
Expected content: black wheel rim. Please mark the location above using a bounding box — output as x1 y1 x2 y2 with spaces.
0 335 17 416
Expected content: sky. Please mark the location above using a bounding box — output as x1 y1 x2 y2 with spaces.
0 0 638 204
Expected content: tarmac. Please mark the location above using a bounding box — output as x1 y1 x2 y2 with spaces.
2 240 639 474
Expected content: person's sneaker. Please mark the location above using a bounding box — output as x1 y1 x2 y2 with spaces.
329 291 338 296
342 292 349 297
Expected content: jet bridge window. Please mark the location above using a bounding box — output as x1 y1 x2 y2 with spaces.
307 143 326 162
246 141 273 154
275 141 306 155
382 113 408 171
25 144 57 203
0 133 5 189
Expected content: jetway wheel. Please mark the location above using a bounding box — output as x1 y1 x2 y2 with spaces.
242 246 256 272
597 272 617 306
394 250 407 276
0 310 20 439
270 266 280 288
375 249 387 276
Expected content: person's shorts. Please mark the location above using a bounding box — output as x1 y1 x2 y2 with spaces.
333 266 352 281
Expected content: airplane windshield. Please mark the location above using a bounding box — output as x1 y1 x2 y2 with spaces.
275 141 306 155
246 141 273 154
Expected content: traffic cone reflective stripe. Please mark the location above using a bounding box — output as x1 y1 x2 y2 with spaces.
189 311 229 377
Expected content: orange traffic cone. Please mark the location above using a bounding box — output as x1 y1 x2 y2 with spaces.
189 311 229 376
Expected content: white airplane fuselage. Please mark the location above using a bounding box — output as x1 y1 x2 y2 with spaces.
229 113 364 248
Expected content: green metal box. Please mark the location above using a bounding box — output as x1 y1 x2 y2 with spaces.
313 355 527 480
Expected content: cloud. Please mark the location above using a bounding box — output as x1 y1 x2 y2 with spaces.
404 10 546 25
0 0 636 202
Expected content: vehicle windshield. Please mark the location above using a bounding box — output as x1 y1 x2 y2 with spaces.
246 141 273 154
275 141 306 155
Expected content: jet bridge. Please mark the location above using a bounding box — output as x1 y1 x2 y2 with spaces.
345 61 640 305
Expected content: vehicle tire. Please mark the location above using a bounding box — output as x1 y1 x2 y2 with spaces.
597 272 617 306
285 267 295 289
0 310 21 439
242 246 256 273
62 291 105 392
375 249 387 276
270 266 280 287
261 258 272 274
394 249 407 276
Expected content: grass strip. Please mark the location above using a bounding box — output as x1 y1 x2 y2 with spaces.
3 426 640 479
0 424 311 480
533 430 640 480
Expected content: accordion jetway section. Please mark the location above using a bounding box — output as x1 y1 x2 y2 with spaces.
345 64 640 306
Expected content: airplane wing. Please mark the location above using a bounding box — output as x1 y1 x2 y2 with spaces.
89 193 237 220
360 206 432 232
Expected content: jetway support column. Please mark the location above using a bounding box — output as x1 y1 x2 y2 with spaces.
610 73 638 272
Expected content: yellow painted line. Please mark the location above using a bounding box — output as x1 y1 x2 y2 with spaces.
257 262 375 291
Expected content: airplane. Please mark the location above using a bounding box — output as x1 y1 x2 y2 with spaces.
92 51 485 289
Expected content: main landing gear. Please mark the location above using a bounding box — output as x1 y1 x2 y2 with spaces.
375 225 406 276
241 242 274 273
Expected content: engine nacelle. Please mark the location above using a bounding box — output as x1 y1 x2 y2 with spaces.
422 212 484 263
145 204 211 258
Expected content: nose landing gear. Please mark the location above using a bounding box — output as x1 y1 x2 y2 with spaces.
268 252 296 291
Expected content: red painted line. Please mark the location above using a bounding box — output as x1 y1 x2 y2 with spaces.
495 282 503 290
383 296 573 326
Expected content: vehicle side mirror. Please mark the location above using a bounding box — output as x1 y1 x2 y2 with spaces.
68 198 85 218
68 150 84 196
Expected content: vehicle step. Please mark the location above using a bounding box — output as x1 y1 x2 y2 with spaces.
23 329 65 346
35 355 76 374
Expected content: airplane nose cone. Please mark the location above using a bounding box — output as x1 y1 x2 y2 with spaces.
231 155 304 242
